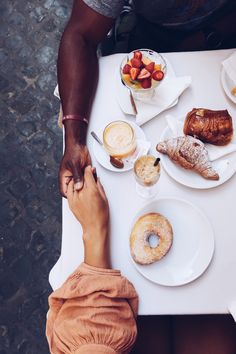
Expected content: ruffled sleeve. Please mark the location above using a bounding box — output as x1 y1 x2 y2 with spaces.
46 263 138 354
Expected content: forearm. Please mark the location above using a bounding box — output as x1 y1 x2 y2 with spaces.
58 25 99 142
83 229 111 269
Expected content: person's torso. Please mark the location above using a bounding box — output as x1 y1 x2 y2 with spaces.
133 0 228 29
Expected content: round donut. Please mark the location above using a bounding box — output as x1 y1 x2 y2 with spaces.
130 213 173 265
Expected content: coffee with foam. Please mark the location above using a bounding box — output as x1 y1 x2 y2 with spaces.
134 155 160 186
103 121 136 158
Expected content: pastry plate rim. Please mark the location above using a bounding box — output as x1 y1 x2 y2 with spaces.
221 66 236 105
129 196 215 286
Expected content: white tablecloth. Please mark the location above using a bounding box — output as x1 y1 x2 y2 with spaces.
49 49 236 315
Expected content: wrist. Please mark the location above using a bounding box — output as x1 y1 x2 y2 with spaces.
83 230 110 269
83 227 109 244
64 119 88 146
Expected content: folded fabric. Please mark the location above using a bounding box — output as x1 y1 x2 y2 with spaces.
165 114 236 162
46 263 138 354
207 143 236 161
222 51 236 86
228 300 236 322
116 76 191 126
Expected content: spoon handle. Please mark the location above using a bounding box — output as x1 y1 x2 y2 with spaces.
91 131 103 146
121 79 138 115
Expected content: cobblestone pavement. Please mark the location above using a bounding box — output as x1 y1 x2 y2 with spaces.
0 0 72 352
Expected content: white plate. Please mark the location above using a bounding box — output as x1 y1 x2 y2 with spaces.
92 120 149 172
130 197 214 286
159 123 236 189
221 67 236 104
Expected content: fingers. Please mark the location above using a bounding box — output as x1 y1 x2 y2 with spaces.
59 168 72 198
84 166 97 188
97 178 108 201
67 179 74 204
92 167 98 182
71 163 83 191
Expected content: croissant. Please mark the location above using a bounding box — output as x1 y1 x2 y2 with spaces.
183 108 233 146
156 136 219 180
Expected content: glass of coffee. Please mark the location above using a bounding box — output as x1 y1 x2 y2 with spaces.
103 120 137 159
134 155 161 198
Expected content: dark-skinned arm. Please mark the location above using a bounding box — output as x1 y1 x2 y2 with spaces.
58 0 115 197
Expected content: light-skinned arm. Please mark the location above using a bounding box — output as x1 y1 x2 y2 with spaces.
67 166 110 269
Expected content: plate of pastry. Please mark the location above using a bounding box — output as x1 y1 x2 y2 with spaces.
158 108 236 189
221 65 236 105
129 197 214 286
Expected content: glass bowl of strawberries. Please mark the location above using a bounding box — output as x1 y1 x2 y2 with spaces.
120 48 166 100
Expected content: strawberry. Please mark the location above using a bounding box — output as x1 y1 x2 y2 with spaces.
152 70 164 81
122 64 131 74
130 67 140 81
145 62 155 73
133 50 142 60
137 68 151 80
131 58 142 68
141 78 152 89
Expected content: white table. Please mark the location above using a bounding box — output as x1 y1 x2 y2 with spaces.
49 49 236 315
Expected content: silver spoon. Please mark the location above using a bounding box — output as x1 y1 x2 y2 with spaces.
91 131 124 169
121 78 138 115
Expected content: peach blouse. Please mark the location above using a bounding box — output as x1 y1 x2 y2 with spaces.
46 263 138 354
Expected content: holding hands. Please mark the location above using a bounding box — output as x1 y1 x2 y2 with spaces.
67 165 110 269
59 142 92 197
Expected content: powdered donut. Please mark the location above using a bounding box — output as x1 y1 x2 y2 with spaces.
130 213 173 265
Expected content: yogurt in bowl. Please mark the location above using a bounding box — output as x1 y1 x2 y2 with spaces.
120 48 167 100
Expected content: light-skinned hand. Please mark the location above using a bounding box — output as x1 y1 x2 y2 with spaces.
67 165 110 268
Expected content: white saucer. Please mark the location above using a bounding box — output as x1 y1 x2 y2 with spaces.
130 197 214 286
91 120 150 172
221 67 236 104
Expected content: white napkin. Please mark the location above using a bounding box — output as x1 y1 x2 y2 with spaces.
228 300 236 322
124 139 151 164
222 51 236 86
164 114 236 161
116 76 191 126
54 85 60 99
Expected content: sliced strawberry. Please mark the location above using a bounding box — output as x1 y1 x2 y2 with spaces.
145 62 155 73
152 70 164 81
141 78 152 89
133 50 142 60
131 58 142 68
130 67 140 80
137 68 151 80
122 64 131 74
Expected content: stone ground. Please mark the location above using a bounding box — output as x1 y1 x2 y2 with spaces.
0 0 71 353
